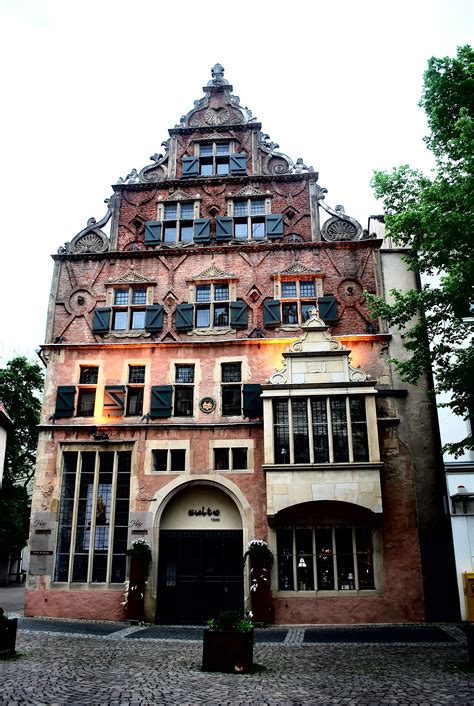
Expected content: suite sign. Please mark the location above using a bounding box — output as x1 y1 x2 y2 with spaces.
188 506 220 522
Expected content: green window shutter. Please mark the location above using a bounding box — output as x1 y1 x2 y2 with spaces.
92 307 111 334
176 303 194 330
145 304 164 332
182 157 199 177
230 300 248 329
229 153 247 175
193 218 211 243
266 214 284 239
263 299 281 326
103 385 126 417
55 386 76 418
216 217 233 241
150 385 172 418
144 221 162 245
242 384 263 418
318 295 338 322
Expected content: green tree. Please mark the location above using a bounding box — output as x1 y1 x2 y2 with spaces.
368 45 474 458
0 356 44 486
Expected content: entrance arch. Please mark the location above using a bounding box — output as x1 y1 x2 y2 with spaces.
155 482 245 624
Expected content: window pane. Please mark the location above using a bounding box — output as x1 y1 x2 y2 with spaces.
200 161 213 176
126 388 143 416
180 224 193 242
222 363 241 382
180 203 194 219
232 447 247 470
356 527 375 589
77 390 95 416
175 365 194 383
282 303 298 324
199 144 213 156
164 204 177 219
296 527 314 590
114 290 128 305
277 528 294 590
214 304 229 327
335 527 355 590
251 199 265 215
132 289 147 305
234 221 248 239
292 400 310 463
79 367 98 385
300 281 316 297
316 526 334 589
274 399 290 464
216 142 230 155
216 161 229 175
311 398 329 463
281 281 297 297
331 398 349 462
251 221 265 240
163 225 177 243
214 448 229 470
214 284 229 301
113 311 128 330
174 387 193 416
131 310 146 329
128 366 145 384
234 200 248 216
170 449 186 472
350 397 369 462
152 449 167 472
301 302 316 322
196 285 211 302
222 386 241 416
196 306 210 328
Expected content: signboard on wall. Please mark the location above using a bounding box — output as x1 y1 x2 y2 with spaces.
29 512 57 575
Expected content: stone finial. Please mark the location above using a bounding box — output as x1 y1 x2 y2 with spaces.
208 63 229 87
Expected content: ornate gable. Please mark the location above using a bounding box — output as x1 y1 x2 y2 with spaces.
192 264 236 281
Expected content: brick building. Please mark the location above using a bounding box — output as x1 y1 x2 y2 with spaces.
26 64 457 624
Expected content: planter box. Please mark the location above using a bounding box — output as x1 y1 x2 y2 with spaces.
202 629 254 673
0 618 18 655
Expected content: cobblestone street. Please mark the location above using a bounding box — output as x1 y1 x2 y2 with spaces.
2 622 474 705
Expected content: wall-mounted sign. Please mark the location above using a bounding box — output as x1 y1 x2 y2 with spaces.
199 397 216 414
188 507 220 518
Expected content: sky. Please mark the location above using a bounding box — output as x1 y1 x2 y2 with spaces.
0 0 472 364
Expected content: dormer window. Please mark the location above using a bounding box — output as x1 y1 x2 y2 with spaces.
199 142 231 176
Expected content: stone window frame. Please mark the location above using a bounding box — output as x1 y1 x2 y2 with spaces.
274 275 324 326
195 140 234 176
227 196 272 241
125 364 146 417
105 285 155 333
173 363 195 417
189 279 237 330
209 438 254 473
156 199 201 244
76 365 99 417
145 439 191 475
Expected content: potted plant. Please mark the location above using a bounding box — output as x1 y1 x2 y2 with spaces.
202 610 254 673
125 538 152 622
0 607 18 656
243 539 274 624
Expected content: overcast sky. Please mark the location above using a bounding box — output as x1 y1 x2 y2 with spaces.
0 0 472 364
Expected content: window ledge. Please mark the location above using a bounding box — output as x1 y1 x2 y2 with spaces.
263 462 383 472
275 589 380 597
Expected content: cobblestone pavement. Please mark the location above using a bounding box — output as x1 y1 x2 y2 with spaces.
2 624 474 705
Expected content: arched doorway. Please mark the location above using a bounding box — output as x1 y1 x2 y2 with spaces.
156 484 244 624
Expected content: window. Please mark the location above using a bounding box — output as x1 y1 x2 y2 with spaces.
54 449 131 583
112 288 147 331
280 280 318 325
195 284 229 328
221 362 242 416
199 142 231 176
273 396 369 464
126 365 145 416
152 448 186 472
174 364 194 416
276 525 375 592
162 202 194 244
77 366 98 417
233 199 266 240
214 447 248 471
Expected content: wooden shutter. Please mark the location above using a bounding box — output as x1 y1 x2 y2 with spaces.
216 217 233 241
176 303 194 331
242 384 263 418
145 304 164 332
266 214 284 239
92 307 111 334
103 385 126 417
55 386 76 418
230 301 248 329
144 221 162 245
193 218 211 243
181 157 199 177
150 385 172 418
229 153 247 175
318 295 338 322
263 299 281 326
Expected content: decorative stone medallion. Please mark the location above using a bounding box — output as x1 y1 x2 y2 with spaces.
200 397 216 414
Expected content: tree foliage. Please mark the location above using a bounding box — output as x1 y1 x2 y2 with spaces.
0 356 44 486
0 479 30 560
368 45 474 458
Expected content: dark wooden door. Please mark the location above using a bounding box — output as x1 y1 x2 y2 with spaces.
156 530 243 624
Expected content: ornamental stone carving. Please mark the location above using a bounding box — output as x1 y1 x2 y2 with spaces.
58 196 115 254
193 264 236 280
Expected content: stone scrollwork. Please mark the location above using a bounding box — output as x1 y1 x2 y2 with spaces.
349 365 368 382
319 198 363 242
268 365 288 385
139 152 169 183
58 196 115 254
